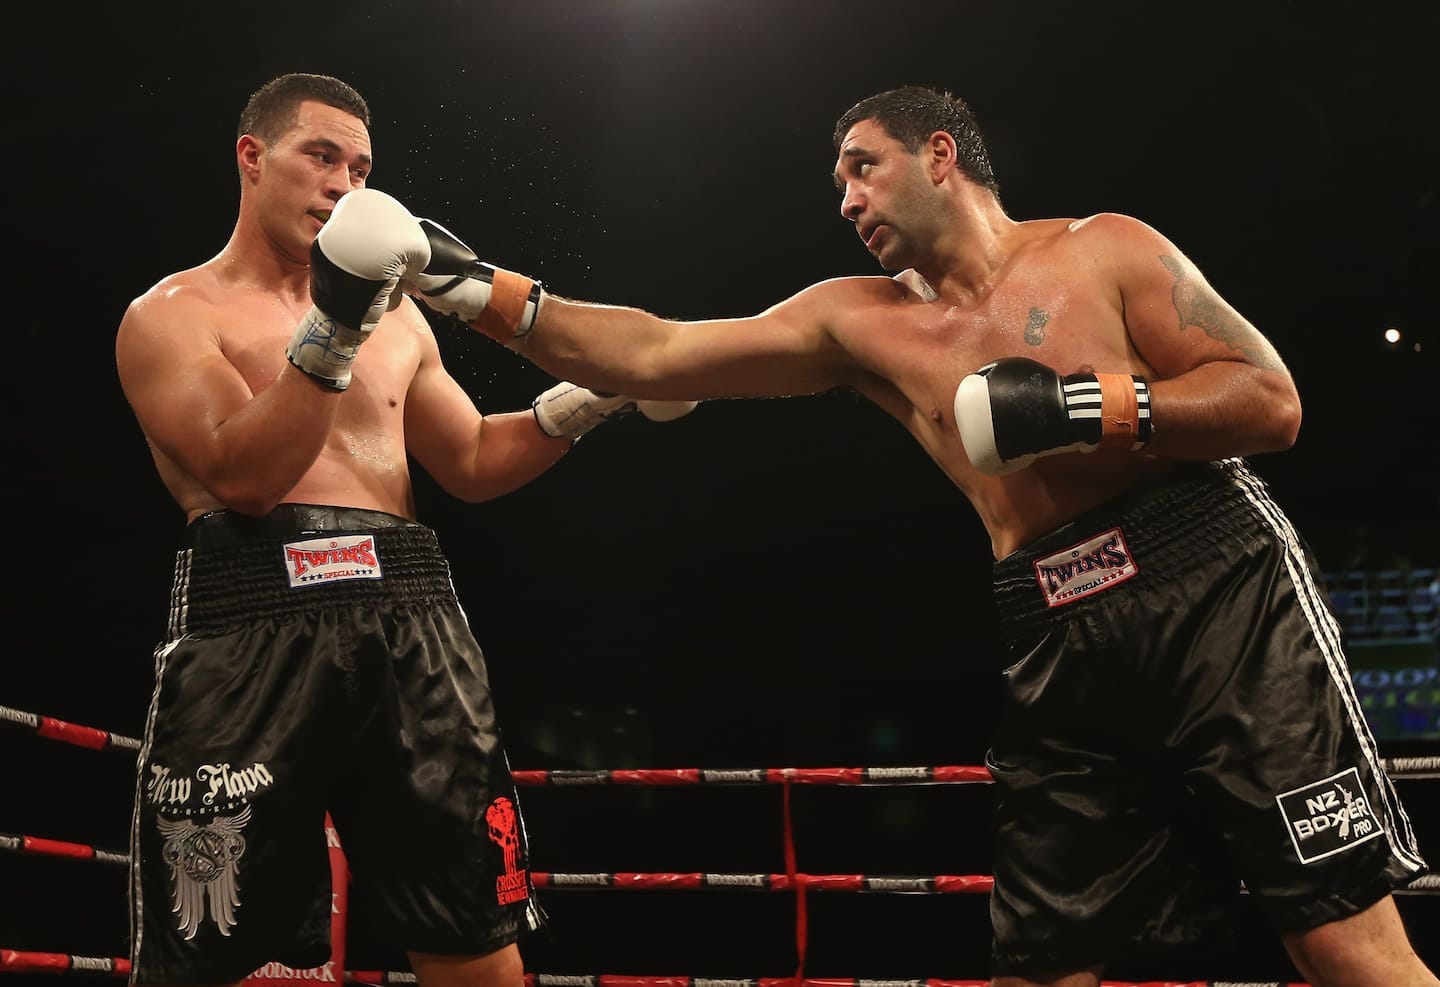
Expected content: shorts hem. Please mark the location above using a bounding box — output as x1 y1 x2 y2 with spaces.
1262 869 1419 933
399 923 523 958
130 941 331 987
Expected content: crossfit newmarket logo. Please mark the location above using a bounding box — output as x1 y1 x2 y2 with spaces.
1277 767 1383 864
486 796 530 906
1032 526 1137 607
283 534 383 588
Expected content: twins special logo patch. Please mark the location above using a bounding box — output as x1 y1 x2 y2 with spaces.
283 534 383 588
1032 526 1137 607
1277 767 1383 863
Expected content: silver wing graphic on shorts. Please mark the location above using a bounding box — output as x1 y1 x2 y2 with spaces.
157 804 252 939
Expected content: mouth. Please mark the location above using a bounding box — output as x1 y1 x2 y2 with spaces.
860 224 883 252
308 209 332 225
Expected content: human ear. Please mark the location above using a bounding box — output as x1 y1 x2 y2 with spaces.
929 130 958 182
237 134 264 181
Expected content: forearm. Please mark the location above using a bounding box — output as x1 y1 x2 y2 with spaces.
1145 362 1301 460
520 296 678 396
450 410 572 503
957 356 1302 476
198 369 341 513
407 221 684 398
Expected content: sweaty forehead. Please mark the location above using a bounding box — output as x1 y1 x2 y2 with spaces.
840 119 886 149
833 120 888 175
291 101 371 156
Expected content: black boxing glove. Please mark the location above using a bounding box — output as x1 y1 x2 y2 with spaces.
954 357 1152 475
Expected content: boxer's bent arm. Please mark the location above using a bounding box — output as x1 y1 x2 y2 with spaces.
1089 213 1302 458
401 314 571 503
115 286 344 515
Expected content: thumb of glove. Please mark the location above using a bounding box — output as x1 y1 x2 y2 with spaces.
637 399 699 422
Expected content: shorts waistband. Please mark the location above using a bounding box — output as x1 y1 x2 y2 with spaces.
186 503 422 548
991 459 1272 636
170 506 456 636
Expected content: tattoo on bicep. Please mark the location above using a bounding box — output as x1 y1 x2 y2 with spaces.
1024 307 1048 345
1160 255 1281 370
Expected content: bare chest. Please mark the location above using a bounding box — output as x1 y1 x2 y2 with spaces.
218 298 420 419
842 280 1131 425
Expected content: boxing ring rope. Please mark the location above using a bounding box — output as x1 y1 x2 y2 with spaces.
5 704 1438 987
10 834 1440 895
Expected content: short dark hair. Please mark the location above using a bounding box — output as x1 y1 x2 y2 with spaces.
833 86 999 198
237 72 370 144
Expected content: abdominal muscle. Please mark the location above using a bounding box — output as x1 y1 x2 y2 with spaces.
149 435 418 525
952 452 1186 560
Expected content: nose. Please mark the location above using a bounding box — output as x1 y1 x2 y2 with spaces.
839 184 864 223
323 166 360 202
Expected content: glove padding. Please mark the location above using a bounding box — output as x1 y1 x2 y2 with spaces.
533 382 698 441
287 189 431 390
407 218 545 348
954 356 1152 475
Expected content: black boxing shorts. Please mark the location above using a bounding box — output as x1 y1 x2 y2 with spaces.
129 505 542 985
984 459 1427 977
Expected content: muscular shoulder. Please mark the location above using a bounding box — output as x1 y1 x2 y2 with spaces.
125 262 228 320
1063 212 1180 259
772 274 922 344
789 273 923 312
118 265 227 350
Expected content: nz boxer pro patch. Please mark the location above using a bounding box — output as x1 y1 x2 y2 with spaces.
1277 767 1384 863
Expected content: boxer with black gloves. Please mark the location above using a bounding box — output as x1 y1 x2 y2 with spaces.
432 82 1436 987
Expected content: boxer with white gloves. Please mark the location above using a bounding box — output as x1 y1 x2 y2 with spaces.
954 356 1152 475
286 187 432 390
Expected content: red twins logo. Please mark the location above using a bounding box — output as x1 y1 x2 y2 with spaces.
281 535 383 587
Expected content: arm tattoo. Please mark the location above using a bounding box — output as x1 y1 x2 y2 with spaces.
1024 307 1049 346
1160 255 1281 369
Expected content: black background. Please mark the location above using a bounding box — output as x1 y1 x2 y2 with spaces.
5 0 1439 982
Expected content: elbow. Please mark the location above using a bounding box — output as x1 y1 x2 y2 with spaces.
204 477 287 518
219 493 286 517
1269 390 1302 452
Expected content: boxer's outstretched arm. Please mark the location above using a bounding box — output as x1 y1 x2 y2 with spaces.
406 215 859 401
523 291 857 402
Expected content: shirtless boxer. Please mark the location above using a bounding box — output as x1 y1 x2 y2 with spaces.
400 85 1435 987
113 72 690 987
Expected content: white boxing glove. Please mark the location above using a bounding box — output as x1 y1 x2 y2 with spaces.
532 382 698 441
288 189 431 390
